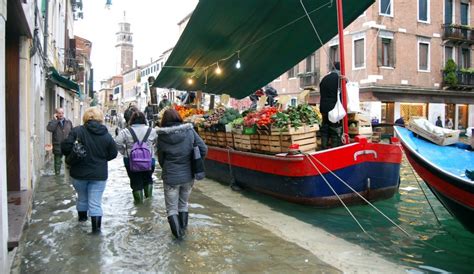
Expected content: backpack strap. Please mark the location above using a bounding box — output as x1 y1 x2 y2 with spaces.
142 127 152 143
128 127 139 143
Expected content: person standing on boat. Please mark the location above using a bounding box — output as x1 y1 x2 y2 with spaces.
156 109 207 239
435 116 443 127
319 62 343 149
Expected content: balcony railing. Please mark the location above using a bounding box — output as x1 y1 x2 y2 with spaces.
443 69 474 88
298 72 318 89
442 24 474 44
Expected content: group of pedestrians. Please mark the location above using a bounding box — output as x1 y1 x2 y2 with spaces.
47 106 207 239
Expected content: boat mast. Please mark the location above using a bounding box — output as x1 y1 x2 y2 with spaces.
336 0 349 144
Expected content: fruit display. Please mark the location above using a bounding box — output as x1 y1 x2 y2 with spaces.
174 105 205 119
272 104 321 129
201 107 241 129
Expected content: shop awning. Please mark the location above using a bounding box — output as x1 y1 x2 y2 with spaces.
48 67 80 94
153 0 374 99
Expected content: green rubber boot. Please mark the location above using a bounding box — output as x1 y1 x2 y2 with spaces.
132 190 144 204
144 184 153 198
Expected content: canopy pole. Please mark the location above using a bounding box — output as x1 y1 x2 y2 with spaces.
336 0 349 144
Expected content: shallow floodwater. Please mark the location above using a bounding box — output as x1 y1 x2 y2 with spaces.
236 155 474 273
11 155 338 273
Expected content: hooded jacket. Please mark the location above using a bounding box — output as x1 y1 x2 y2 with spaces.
156 123 207 185
61 121 118 180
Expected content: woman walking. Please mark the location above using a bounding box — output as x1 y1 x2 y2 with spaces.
115 111 157 204
61 107 118 233
157 109 207 239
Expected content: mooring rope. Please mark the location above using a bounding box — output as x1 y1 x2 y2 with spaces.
305 153 411 237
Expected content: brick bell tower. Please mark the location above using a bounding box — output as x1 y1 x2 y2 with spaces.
115 11 133 75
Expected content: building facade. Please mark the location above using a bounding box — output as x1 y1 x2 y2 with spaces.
272 0 474 130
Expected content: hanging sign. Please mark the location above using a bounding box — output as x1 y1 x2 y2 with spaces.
220 94 230 105
257 95 267 110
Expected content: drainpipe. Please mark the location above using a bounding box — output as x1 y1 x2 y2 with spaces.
43 0 49 68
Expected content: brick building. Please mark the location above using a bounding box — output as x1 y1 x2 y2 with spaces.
271 0 474 130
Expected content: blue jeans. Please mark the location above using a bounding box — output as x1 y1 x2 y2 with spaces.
164 182 193 216
72 179 106 216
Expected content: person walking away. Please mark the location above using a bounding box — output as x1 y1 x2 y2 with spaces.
158 95 171 112
124 103 139 125
156 109 207 239
115 111 157 204
47 108 73 175
61 107 118 233
319 62 343 149
435 116 443 127
144 102 155 127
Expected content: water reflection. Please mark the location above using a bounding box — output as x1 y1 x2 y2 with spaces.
12 154 338 273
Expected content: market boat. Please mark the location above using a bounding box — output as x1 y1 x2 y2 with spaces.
153 0 402 206
394 126 474 232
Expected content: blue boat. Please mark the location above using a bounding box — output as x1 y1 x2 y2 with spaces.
394 126 474 233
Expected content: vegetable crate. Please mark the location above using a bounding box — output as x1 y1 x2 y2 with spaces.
216 132 227 148
233 134 252 151
205 132 218 146
258 135 282 153
250 135 260 151
270 125 306 135
280 132 317 153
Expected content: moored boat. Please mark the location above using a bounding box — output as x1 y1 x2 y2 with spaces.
394 126 474 233
204 136 401 207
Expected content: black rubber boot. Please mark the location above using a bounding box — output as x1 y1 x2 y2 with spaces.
91 216 102 233
167 215 183 239
144 184 153 198
78 211 88 222
329 126 343 147
132 190 144 204
179 212 189 231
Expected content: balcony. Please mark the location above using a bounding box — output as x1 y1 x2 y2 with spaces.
443 69 474 89
442 24 474 44
298 72 318 89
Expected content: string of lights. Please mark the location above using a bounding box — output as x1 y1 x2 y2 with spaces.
161 0 334 87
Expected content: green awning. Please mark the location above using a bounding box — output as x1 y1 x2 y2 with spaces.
153 0 374 99
48 67 80 94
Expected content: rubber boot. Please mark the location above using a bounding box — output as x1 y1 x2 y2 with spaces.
179 211 189 231
167 215 183 239
320 124 330 149
91 216 102 233
144 184 153 198
132 190 144 204
78 211 88 222
329 126 343 147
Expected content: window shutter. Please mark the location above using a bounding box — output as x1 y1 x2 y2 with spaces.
390 38 396 68
377 37 382 67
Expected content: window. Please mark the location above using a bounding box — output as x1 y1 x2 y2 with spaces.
461 2 469 25
418 40 430 71
353 36 365 69
287 65 298 78
418 0 429 22
444 46 454 64
461 48 470 68
377 31 395 67
305 54 315 73
445 0 453 24
329 45 339 70
290 97 297 107
380 0 392 16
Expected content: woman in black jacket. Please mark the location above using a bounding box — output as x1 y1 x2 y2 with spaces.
62 107 118 233
156 109 207 239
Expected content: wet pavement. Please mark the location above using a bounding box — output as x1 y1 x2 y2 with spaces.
11 154 339 273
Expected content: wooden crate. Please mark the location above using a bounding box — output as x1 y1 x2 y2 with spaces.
258 135 281 146
250 134 260 150
233 134 252 151
270 125 306 135
225 133 234 148
280 132 317 152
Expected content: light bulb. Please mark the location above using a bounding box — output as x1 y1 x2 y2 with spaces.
187 78 194 85
235 59 241 69
215 65 222 75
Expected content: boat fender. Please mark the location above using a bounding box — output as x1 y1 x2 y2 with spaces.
287 144 301 156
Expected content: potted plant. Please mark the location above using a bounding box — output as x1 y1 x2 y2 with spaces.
443 59 458 87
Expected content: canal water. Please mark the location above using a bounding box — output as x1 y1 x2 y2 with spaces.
11 155 338 273
231 155 474 273
11 153 474 272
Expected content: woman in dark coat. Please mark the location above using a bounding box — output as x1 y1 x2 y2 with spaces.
61 107 118 233
156 109 207 239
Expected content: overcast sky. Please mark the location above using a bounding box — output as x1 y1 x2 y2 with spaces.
74 0 198 88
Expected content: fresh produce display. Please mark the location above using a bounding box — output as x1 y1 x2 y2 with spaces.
243 107 278 127
201 107 241 129
272 104 321 129
174 105 204 119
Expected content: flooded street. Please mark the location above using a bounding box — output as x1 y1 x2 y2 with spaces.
11 154 338 273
